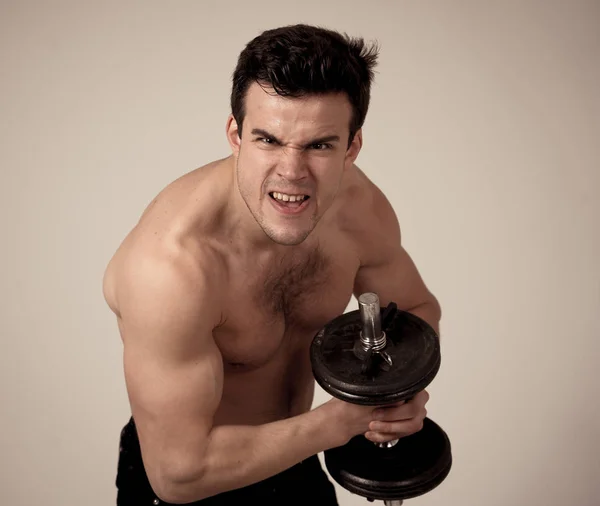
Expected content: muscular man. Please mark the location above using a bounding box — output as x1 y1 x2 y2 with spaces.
103 24 441 505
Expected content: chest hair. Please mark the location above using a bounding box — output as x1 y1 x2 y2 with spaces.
258 245 330 328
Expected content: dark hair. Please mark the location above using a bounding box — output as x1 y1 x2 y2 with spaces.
231 24 379 146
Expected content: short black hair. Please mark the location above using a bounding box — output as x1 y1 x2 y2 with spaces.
231 24 379 146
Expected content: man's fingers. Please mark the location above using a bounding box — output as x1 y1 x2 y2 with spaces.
365 419 425 442
373 407 414 422
368 417 425 435
373 392 429 421
365 431 399 443
366 390 429 441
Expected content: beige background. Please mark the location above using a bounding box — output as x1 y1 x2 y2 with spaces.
1 1 599 505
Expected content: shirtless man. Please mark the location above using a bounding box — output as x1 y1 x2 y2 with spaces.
103 24 441 505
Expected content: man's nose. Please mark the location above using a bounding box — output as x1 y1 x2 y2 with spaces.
277 148 308 181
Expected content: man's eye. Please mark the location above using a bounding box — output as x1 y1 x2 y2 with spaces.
260 138 274 144
311 143 332 150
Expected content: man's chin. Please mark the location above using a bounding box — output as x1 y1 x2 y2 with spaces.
269 235 310 247
264 228 313 247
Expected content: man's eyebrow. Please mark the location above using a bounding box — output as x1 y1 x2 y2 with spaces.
251 129 283 144
306 135 340 146
250 129 340 148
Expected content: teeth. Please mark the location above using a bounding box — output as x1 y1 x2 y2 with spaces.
272 192 306 202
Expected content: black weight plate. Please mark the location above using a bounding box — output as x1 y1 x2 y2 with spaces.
324 417 452 501
310 308 441 405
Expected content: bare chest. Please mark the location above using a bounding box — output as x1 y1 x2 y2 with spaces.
213 246 359 369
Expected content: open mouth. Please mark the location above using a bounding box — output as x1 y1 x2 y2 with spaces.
268 192 311 213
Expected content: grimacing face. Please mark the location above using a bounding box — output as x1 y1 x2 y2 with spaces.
226 83 362 246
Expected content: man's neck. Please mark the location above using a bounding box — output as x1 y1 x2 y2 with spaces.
221 158 288 254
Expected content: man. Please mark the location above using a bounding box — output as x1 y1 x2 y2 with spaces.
103 24 441 505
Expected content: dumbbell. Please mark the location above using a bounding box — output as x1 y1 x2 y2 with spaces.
310 293 452 505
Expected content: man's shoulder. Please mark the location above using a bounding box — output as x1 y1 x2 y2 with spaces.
337 165 398 233
332 165 401 267
136 157 229 226
103 231 224 325
102 159 229 318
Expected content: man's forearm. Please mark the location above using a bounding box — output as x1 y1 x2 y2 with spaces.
159 403 340 503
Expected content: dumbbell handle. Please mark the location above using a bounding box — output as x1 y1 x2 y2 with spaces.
358 293 400 449
358 293 386 351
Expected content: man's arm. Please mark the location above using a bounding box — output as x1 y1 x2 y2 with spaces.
348 179 441 443
352 183 441 334
114 248 368 504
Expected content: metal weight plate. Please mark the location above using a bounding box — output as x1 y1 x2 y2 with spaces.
310 306 441 405
324 417 452 501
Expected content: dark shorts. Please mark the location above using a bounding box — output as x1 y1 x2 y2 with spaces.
116 417 339 505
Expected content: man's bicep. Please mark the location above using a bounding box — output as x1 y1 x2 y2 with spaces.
122 326 224 482
353 183 439 314
121 313 224 442
117 256 224 483
353 243 435 312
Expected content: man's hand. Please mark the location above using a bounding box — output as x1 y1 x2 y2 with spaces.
365 390 429 443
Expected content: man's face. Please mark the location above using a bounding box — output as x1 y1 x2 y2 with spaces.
227 82 361 246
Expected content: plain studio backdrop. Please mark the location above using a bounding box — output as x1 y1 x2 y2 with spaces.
1 1 599 505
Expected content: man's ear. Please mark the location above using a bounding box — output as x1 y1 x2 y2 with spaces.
345 128 363 167
226 114 242 156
